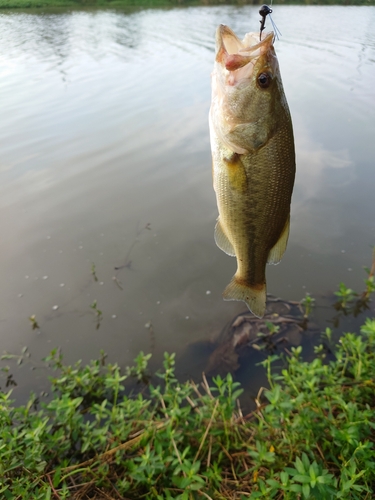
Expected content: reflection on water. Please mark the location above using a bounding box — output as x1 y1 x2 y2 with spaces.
0 5 374 400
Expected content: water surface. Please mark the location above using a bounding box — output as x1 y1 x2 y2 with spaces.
0 5 374 398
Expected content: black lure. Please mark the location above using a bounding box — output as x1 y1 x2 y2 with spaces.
259 4 273 41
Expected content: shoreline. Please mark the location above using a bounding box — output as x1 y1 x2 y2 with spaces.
0 0 373 11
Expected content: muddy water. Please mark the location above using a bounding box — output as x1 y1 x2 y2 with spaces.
0 5 374 399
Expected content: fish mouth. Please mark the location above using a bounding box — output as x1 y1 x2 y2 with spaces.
215 24 274 77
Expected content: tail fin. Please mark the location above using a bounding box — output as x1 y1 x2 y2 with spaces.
222 277 266 318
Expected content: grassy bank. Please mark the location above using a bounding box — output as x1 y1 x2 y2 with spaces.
1 261 374 498
0 0 373 10
1 313 375 497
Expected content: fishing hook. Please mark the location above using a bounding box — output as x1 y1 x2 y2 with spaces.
259 4 273 41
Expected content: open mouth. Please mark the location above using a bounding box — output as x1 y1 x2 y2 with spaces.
216 25 274 74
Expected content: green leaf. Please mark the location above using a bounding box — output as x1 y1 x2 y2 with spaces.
280 471 289 484
188 481 205 491
266 479 281 489
53 467 61 487
294 457 305 474
290 484 302 493
302 483 310 498
301 453 310 470
293 474 312 484
3 489 13 500
249 493 263 499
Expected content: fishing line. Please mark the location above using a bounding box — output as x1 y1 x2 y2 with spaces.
259 3 282 42
269 0 282 41
269 13 282 41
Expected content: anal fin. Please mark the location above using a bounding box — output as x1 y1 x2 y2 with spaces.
267 215 290 265
215 219 235 257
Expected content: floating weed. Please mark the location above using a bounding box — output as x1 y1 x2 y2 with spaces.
90 299 102 329
364 275 375 297
362 250 375 300
264 320 280 335
90 262 98 282
335 282 357 308
300 292 315 318
1 346 30 367
331 252 375 326
0 365 17 389
362 245 375 299
29 314 40 330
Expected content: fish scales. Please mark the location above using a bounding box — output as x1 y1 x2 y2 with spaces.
209 25 295 318
214 125 294 282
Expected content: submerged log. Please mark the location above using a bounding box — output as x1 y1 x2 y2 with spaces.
205 296 318 376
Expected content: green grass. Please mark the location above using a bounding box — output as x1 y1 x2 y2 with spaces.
1 260 374 498
1 313 375 498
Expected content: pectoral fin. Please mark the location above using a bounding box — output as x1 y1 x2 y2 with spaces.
215 219 235 257
223 153 248 194
223 277 266 318
267 215 290 265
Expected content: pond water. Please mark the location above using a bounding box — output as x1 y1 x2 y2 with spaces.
0 4 374 400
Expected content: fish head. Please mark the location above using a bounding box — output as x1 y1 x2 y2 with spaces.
210 25 288 154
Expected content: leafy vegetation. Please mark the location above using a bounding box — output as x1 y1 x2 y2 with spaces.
1 307 375 498
1 254 374 497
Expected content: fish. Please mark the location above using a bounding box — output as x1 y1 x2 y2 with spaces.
209 24 295 318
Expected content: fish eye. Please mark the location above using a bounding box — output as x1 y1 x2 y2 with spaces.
257 72 272 89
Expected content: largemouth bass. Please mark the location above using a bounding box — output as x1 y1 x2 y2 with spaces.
209 25 295 318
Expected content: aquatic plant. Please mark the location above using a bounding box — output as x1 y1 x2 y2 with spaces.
1 316 375 499
90 299 103 329
300 293 315 318
91 263 99 282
